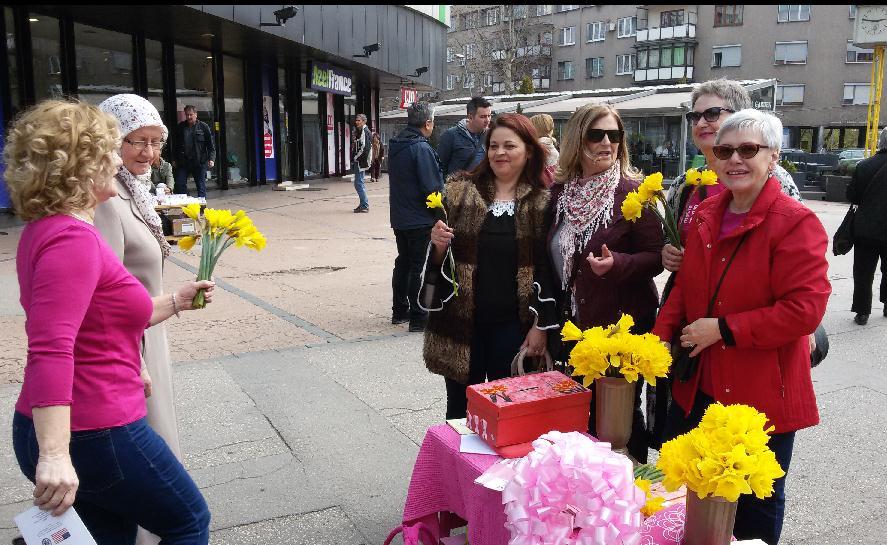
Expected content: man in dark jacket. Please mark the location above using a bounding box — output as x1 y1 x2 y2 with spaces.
173 105 215 198
388 101 444 332
351 113 373 212
847 127 887 325
437 96 492 177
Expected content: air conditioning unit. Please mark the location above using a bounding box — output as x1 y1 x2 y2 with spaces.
608 21 616 31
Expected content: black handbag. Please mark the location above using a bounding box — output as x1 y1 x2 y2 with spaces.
832 205 856 256
810 324 829 368
673 233 749 382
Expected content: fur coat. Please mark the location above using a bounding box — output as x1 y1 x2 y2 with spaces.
421 174 557 383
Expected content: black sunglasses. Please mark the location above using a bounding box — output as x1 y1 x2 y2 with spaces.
711 143 770 160
685 106 735 125
587 128 624 143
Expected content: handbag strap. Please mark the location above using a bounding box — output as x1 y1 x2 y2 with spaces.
511 347 554 376
706 231 749 316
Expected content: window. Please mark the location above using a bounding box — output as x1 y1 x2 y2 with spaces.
557 61 574 80
587 21 605 42
712 45 742 67
483 74 493 89
463 72 475 89
775 84 805 105
586 57 604 78
617 16 637 38
541 31 554 45
513 5 528 19
843 83 870 105
74 23 136 104
648 49 660 69
849 5 857 18
448 11 457 32
637 49 648 69
485 8 499 26
616 54 636 75
532 65 551 89
777 5 810 22
660 10 684 27
559 26 576 46
446 74 456 91
673 46 686 66
463 10 480 29
446 48 454 63
775 41 808 64
536 5 553 16
714 5 744 26
464 43 477 59
557 5 579 12
847 40 874 63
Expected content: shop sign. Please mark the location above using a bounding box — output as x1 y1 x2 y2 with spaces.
750 85 775 111
310 62 353 96
262 95 274 159
400 87 418 109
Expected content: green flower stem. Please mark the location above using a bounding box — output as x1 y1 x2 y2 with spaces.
648 196 682 251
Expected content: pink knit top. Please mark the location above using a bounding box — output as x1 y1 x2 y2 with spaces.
15 215 153 431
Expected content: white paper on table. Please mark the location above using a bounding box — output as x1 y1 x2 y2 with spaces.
14 505 97 545
446 418 473 435
459 434 499 456
475 458 520 492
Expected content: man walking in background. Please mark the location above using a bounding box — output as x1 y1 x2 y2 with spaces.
437 96 492 177
351 113 373 212
173 105 215 198
387 102 444 332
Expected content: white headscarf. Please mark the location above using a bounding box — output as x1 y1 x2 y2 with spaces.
99 94 171 258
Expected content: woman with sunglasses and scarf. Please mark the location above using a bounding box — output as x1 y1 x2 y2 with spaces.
646 79 802 450
547 104 664 463
653 109 830 544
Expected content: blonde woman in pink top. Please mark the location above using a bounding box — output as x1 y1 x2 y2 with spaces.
5 100 215 545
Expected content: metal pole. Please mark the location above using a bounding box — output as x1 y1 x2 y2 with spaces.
865 45 884 157
679 112 688 174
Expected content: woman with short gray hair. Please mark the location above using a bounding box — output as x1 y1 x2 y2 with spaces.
653 108 830 544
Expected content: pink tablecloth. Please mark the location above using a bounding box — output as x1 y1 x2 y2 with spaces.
402 424 690 545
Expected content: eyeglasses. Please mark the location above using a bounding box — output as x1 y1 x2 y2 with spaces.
124 138 166 151
711 143 770 160
586 128 624 143
685 107 735 126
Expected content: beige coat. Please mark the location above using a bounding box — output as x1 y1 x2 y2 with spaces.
94 181 181 459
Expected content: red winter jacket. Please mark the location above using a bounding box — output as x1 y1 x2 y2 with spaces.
652 177 831 433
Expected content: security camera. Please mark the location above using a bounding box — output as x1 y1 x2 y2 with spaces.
354 42 382 58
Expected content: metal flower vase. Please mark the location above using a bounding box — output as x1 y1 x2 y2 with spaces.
594 377 634 452
683 493 737 545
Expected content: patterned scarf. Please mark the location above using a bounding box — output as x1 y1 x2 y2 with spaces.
556 160 621 288
118 167 171 259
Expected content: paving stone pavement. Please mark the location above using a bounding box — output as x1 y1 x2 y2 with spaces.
0 177 883 544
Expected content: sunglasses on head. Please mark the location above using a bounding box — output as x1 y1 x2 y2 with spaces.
685 106 735 125
586 128 624 143
711 143 770 160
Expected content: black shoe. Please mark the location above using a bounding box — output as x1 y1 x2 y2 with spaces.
391 312 410 325
884 307 887 318
353 205 369 213
408 319 427 332
855 313 869 325
13 537 25 545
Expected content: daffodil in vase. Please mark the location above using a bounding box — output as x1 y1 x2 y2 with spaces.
561 314 671 452
178 204 266 308
656 403 786 545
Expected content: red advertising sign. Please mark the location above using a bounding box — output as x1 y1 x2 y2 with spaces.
400 87 418 109
264 132 273 158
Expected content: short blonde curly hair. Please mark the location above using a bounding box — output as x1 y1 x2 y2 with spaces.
3 99 121 221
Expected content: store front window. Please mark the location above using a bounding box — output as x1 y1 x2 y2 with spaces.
30 15 62 101
174 44 216 180
222 54 245 183
4 8 21 116
145 38 164 118
277 67 292 181
74 23 134 104
302 90 323 178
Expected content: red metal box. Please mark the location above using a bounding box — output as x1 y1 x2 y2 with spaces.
465 371 592 448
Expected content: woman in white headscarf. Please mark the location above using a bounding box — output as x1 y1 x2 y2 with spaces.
95 94 180 545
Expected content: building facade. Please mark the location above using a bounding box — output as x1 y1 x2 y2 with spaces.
444 4 885 151
0 4 448 209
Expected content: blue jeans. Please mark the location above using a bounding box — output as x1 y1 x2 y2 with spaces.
663 392 795 545
174 163 208 198
353 163 368 209
13 412 210 545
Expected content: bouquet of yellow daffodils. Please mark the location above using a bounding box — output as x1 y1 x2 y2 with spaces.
425 191 458 296
561 313 671 386
656 403 786 502
178 204 266 308
621 171 682 251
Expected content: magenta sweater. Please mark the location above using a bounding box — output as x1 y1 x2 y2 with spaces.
15 215 153 431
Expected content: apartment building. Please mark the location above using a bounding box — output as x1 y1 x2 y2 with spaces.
444 4 886 152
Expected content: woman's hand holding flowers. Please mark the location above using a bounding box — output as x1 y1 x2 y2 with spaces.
662 243 684 272
430 220 454 252
175 280 216 310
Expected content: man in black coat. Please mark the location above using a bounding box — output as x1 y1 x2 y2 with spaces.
173 105 216 198
847 127 887 325
387 101 444 332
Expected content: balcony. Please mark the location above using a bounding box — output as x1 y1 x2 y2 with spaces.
634 66 693 83
636 23 695 43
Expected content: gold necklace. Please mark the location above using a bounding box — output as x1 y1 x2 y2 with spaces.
67 211 94 225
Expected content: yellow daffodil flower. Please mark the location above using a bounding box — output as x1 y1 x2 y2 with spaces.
426 192 443 209
178 235 198 251
621 191 644 222
700 169 719 186
561 320 584 342
685 167 702 186
182 203 201 220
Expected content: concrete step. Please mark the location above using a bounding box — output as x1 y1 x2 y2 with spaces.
801 190 826 201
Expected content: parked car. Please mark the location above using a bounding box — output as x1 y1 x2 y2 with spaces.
838 148 866 168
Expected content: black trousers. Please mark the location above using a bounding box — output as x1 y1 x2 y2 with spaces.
444 319 524 419
851 240 887 315
392 227 431 320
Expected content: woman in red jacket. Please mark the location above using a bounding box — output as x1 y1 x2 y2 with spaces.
652 109 830 545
